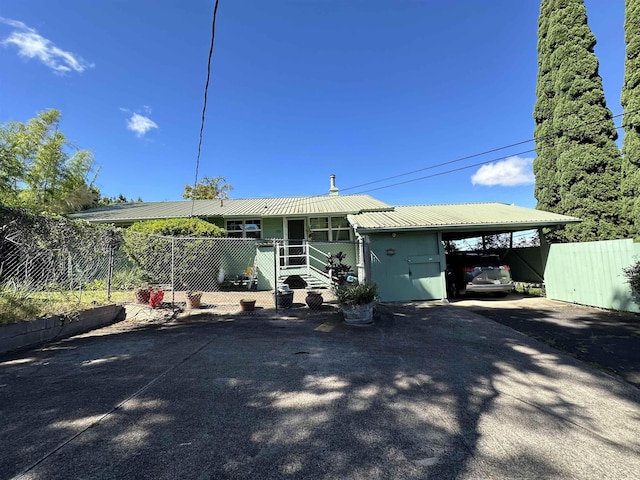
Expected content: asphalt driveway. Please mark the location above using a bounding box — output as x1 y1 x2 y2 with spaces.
1 302 639 479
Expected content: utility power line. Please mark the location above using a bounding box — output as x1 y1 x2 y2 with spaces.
191 0 220 217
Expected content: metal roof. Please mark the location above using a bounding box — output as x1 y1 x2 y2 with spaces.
348 203 581 233
70 195 393 224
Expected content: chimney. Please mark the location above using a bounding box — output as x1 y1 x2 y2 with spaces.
329 174 339 196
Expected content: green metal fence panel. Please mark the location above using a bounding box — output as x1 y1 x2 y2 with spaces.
545 239 640 313
504 247 547 283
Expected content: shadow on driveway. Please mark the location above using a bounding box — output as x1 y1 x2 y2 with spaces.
451 294 640 389
1 301 639 479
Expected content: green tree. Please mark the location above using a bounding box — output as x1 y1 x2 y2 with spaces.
0 109 99 213
0 122 27 205
533 0 624 242
533 0 560 214
182 176 233 203
622 0 640 239
96 193 143 207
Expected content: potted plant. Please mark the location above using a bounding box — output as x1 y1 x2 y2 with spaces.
148 287 165 308
335 282 377 325
134 286 151 304
274 284 294 309
240 298 256 311
186 291 203 309
305 290 323 309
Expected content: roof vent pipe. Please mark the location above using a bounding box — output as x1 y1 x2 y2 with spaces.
329 174 339 196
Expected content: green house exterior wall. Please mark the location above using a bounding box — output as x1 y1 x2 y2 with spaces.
368 231 445 302
262 217 284 239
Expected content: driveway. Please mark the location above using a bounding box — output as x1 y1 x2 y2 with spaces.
451 294 640 388
1 302 639 479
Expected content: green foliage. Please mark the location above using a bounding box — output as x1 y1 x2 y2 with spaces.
0 109 100 213
123 219 226 290
325 252 352 286
621 0 640 239
96 193 143 207
128 218 225 237
182 176 233 201
623 259 640 303
335 282 378 306
1 206 122 298
533 0 624 242
0 206 131 323
84 268 151 291
0 282 41 324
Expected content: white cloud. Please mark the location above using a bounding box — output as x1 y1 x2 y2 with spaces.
471 156 535 187
0 16 92 73
127 113 158 137
0 17 30 30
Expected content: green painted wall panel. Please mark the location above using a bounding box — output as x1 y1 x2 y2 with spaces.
369 231 445 302
262 218 284 239
256 244 277 290
545 238 640 313
504 247 546 283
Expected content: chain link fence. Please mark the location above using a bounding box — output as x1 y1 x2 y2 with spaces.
1 208 343 323
122 232 266 304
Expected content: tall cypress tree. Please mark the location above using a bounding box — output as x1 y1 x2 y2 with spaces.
533 0 561 215
622 0 640 239
533 0 624 242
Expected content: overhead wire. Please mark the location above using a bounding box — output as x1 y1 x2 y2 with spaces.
190 0 221 217
217 116 633 213
345 117 636 197
340 109 636 194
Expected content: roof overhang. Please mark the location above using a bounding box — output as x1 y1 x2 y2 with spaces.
352 220 578 235
348 203 581 237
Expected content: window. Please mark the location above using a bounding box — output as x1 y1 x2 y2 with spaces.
226 219 261 239
309 216 351 241
331 217 351 240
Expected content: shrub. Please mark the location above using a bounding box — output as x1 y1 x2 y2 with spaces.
325 252 353 286
623 260 640 302
123 218 226 290
128 218 225 237
335 282 377 306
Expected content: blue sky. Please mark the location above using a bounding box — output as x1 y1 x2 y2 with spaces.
0 1 626 208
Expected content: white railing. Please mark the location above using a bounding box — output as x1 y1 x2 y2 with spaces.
276 241 331 287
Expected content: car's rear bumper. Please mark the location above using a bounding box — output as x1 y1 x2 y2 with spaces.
464 282 514 294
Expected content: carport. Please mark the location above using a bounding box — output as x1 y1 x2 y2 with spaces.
348 203 580 302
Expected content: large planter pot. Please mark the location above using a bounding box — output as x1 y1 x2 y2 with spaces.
134 287 151 304
240 299 256 312
305 291 323 309
274 291 294 309
186 293 202 310
341 302 374 325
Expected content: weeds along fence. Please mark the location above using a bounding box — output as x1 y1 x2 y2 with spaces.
0 208 264 321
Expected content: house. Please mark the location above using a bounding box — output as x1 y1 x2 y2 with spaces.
71 175 580 301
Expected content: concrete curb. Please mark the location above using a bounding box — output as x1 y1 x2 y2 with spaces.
0 304 125 355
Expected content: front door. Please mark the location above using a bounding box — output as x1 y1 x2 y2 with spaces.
287 219 306 265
